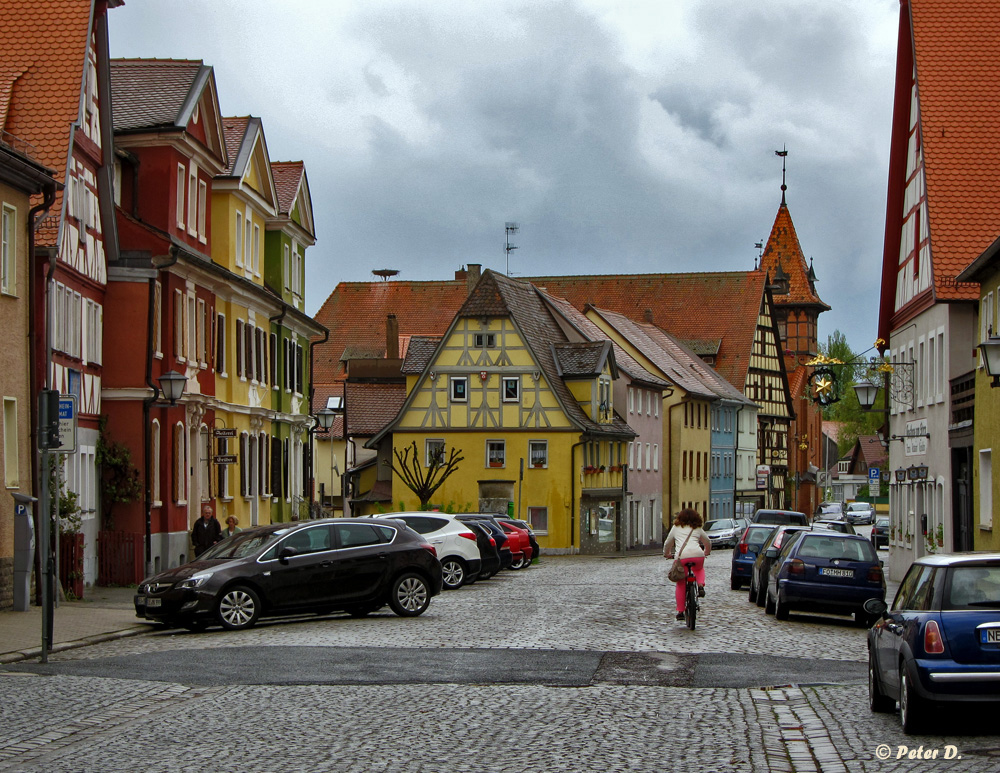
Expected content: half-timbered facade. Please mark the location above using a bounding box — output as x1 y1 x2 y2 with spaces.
370 270 635 554
3 0 121 584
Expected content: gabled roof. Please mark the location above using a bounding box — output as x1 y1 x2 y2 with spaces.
525 271 767 388
370 270 635 446
540 291 669 390
757 201 829 310
271 160 315 239
586 306 755 407
880 0 1000 330
0 0 99 247
110 58 228 170
852 435 887 470
219 116 278 212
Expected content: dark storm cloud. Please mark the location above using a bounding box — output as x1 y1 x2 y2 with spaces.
108 0 900 352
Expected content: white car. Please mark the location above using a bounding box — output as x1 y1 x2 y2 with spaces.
372 513 482 590
845 501 875 525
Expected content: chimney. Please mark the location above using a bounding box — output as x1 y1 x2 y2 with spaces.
386 314 399 360
467 263 482 296
455 267 467 282
644 308 654 323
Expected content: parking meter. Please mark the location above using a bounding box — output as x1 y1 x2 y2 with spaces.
12 492 37 612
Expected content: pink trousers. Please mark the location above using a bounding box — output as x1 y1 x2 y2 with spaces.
673 556 706 612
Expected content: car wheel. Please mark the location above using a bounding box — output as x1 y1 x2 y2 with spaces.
216 585 261 630
389 572 431 617
765 587 776 615
730 574 741 591
899 663 927 734
748 578 758 603
774 591 789 620
868 650 895 713
756 580 768 608
441 558 467 589
509 554 526 570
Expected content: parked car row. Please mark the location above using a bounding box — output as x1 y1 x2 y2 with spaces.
133 512 541 632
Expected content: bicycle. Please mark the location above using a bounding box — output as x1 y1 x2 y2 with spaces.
682 559 699 630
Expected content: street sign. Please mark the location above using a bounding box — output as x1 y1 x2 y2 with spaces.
54 395 77 454
756 465 770 490
868 467 880 483
213 428 237 438
213 455 237 465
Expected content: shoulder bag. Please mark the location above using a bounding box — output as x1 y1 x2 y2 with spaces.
667 529 695 583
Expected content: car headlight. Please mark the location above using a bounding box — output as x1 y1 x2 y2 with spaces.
176 574 212 590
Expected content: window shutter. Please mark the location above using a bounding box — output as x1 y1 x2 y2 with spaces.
270 435 282 494
235 319 244 377
239 433 247 497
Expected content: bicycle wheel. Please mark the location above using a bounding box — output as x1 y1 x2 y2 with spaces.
685 581 698 630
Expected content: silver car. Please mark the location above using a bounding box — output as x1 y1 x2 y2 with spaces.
845 501 875 525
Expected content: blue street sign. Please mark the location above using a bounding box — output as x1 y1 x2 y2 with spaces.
869 467 880 483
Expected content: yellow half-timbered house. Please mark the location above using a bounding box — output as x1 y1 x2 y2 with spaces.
368 270 635 554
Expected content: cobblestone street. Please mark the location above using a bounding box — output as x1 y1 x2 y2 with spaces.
2 552 999 772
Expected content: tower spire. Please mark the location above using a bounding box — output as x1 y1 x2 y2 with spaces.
775 146 788 205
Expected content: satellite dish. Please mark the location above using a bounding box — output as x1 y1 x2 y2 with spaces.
372 269 399 281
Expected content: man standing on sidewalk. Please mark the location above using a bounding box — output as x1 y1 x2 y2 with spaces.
191 505 222 557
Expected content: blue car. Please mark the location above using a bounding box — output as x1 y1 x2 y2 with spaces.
730 523 776 590
764 531 885 624
866 553 1000 734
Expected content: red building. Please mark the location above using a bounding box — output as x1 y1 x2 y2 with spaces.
106 59 229 577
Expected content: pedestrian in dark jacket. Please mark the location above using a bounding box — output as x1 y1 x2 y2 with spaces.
191 504 222 557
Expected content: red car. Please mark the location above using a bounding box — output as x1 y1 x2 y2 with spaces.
497 521 532 569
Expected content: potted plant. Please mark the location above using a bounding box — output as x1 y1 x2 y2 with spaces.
936 523 944 548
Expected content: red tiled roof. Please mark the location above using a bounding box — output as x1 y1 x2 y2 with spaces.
524 272 766 388
908 0 1000 301
311 279 468 402
0 0 96 247
110 58 203 131
344 381 406 437
758 202 829 309
857 435 887 468
271 161 303 215
220 116 250 176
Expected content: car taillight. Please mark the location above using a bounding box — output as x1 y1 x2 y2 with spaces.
738 543 749 554
924 620 945 654
421 543 437 558
488 536 496 546
787 559 805 576
459 531 478 542
867 565 884 583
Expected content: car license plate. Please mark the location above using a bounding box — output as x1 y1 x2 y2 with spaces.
820 567 853 578
981 629 1000 644
146 597 162 608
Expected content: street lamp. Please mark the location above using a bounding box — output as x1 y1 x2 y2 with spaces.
853 379 881 411
157 370 187 405
314 406 336 432
978 336 1000 387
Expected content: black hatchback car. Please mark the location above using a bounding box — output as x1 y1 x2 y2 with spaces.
134 518 443 631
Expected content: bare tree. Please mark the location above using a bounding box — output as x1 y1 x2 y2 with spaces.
387 441 464 509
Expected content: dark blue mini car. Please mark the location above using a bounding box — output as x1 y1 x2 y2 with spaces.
731 523 776 590
764 531 885 624
866 553 1000 734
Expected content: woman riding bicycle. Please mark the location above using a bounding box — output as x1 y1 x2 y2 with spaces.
663 508 711 621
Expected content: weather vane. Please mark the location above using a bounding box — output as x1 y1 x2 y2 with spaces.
775 146 788 205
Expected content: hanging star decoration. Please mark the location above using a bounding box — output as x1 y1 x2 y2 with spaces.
808 367 838 406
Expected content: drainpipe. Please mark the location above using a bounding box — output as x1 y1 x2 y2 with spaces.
306 321 330 512
28 186 57 609
569 439 585 553
143 246 179 576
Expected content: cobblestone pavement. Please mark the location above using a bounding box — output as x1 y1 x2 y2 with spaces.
1 552 998 772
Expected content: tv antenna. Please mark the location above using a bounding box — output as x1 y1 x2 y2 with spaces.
505 222 519 277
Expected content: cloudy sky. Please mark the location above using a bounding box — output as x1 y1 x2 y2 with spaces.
109 0 900 354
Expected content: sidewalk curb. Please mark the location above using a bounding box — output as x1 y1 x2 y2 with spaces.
0 625 151 665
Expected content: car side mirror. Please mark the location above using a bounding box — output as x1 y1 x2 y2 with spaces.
863 597 888 617
764 548 778 559
278 546 298 563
